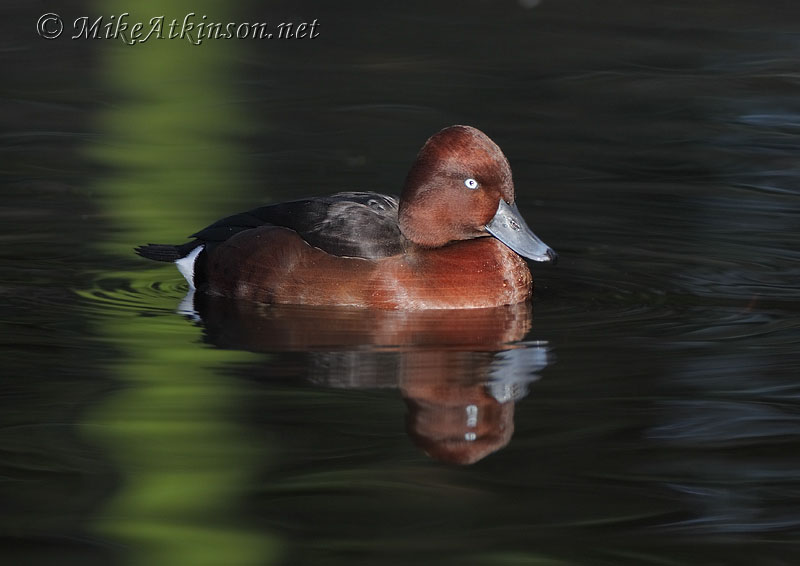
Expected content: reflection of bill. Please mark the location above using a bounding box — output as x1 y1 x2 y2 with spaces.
193 295 551 465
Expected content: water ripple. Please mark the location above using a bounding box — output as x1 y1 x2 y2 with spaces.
77 271 188 318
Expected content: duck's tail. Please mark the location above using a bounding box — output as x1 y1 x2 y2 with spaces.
135 241 201 262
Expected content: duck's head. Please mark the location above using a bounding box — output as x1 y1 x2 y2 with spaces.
398 125 557 263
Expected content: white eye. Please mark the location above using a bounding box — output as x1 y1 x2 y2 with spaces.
464 178 479 190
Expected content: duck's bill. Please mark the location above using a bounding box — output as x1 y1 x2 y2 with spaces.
486 200 558 263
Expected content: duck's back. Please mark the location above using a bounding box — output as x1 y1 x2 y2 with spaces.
193 192 406 259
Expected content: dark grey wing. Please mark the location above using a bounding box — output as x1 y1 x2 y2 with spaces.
300 192 406 259
190 192 407 259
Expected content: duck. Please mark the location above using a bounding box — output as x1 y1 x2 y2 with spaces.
136 125 556 309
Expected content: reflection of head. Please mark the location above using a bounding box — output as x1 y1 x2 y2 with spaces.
404 387 514 465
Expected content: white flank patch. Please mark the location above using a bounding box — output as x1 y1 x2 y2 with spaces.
175 245 204 290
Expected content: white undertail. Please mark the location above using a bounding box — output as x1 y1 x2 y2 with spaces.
175 245 204 290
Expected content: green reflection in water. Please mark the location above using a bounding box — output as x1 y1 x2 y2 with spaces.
82 2 278 564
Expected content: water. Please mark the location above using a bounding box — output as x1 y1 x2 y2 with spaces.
3 0 800 564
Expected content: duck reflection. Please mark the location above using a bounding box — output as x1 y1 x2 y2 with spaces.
191 293 550 464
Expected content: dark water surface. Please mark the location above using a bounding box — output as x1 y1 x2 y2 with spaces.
3 0 800 564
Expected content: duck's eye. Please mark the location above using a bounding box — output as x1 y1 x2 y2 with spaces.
464 178 479 190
